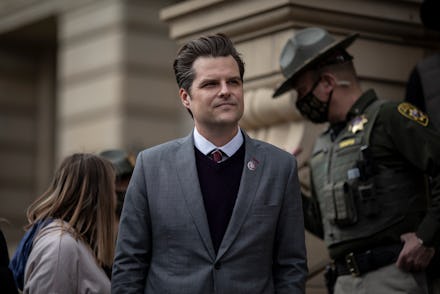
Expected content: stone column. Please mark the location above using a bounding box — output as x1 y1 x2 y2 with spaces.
0 0 183 251
57 0 182 159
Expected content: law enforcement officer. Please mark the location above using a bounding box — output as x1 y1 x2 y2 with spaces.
99 149 135 219
273 27 440 293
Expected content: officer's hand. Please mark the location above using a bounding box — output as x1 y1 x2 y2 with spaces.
396 232 435 272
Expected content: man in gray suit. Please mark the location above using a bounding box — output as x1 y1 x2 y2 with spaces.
111 33 308 293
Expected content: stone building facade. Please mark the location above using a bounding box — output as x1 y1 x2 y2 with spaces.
0 0 438 292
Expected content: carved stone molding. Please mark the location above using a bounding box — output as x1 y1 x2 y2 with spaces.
241 87 300 129
161 0 437 47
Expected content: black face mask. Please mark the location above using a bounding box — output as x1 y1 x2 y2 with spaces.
295 78 330 123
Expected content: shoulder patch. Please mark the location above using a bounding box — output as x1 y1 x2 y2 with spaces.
397 102 429 127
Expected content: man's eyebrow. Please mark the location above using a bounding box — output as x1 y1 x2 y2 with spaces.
198 78 218 84
198 75 241 83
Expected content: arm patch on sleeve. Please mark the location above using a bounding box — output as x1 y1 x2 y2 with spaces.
397 102 429 127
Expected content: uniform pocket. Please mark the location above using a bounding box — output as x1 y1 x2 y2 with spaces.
323 182 358 227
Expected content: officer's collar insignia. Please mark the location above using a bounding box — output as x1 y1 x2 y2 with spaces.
348 115 368 134
397 102 429 127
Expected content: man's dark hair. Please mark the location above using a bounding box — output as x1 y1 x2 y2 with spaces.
173 33 245 94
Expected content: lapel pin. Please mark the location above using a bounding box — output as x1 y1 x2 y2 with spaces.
247 158 259 171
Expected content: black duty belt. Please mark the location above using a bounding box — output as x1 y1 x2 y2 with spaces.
334 243 403 277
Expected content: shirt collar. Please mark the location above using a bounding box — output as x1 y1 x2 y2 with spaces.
193 127 244 157
328 89 378 139
345 89 378 121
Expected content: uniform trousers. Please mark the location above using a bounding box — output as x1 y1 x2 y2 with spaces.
334 264 428 294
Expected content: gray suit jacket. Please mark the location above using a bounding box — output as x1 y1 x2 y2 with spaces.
112 131 307 293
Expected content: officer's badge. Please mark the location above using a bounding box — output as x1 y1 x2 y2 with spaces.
348 115 368 134
397 102 429 127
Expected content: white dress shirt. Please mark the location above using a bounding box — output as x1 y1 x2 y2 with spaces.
193 127 244 160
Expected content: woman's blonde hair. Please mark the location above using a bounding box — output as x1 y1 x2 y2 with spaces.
26 153 116 267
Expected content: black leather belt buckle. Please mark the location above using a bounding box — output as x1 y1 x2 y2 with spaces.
345 252 361 277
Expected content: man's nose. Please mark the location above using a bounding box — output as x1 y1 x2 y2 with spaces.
219 81 231 97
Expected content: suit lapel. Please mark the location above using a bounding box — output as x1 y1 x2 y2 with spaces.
175 133 216 259
216 132 265 260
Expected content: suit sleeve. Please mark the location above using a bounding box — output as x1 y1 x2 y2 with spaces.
379 102 440 247
273 156 308 293
112 152 151 292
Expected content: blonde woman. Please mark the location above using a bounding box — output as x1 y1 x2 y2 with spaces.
11 153 117 293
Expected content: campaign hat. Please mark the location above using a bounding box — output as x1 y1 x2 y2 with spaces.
273 27 358 98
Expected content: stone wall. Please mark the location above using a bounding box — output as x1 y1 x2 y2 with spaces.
0 0 181 252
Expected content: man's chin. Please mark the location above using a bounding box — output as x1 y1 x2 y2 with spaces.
213 115 241 126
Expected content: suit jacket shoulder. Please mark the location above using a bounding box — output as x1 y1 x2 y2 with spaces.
138 135 191 160
245 134 297 171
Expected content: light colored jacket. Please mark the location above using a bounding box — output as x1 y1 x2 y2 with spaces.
24 221 110 294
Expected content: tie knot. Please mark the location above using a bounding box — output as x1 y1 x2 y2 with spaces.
210 149 223 163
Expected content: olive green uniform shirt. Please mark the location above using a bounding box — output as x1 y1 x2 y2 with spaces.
304 89 440 258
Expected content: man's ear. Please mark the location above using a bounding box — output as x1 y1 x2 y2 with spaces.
179 88 191 108
320 72 337 93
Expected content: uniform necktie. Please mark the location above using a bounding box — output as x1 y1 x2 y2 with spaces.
210 149 223 163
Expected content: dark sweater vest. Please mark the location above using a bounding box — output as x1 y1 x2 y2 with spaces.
195 144 245 253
